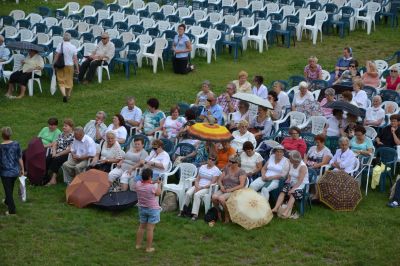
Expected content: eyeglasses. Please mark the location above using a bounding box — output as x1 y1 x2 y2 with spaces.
229 160 238 164
349 65 356 68
391 70 398 73
290 132 299 135
101 37 108 40
208 158 216 161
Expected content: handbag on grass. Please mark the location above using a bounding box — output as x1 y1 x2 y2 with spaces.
54 42 65 69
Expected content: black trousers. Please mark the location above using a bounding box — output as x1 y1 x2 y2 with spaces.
46 154 69 174
1 176 17 214
172 56 190 74
78 59 107 82
392 180 400 202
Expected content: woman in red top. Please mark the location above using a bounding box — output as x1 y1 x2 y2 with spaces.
281 127 307 158
385 66 400 91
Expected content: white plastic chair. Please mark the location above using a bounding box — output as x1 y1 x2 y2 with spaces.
95 10 110 23
160 4 175 17
25 13 43 27
16 29 35 42
249 0 264 12
309 116 327 135
59 18 74 30
364 126 377 140
360 147 375 195
295 8 312 41
381 101 399 118
201 182 219 214
265 3 280 16
9 10 25 21
188 25 205 58
74 21 90 33
111 12 125 24
374 59 389 76
145 2 160 15
312 89 321 101
132 0 145 10
90 25 104 38
57 2 80 16
205 12 223 26
120 32 136 45
191 9 207 22
140 38 168 73
195 29 221 64
0 55 15 83
140 18 156 29
246 19 271 53
35 33 50 45
114 0 131 9
79 5 96 18
175 7 191 18
0 26 18 39
105 29 120 39
125 14 140 27
28 70 43 96
160 163 198 211
301 11 328 45
354 2 381 35
321 69 330 81
272 111 307 132
156 21 171 32
43 17 59 28
236 0 249 9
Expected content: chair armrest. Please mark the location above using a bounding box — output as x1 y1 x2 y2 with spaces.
319 164 331 177
161 165 180 185
297 118 311 130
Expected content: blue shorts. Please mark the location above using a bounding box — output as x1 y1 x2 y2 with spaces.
138 207 160 224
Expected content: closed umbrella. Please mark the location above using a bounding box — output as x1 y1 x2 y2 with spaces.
317 170 362 211
226 188 273 230
232 92 273 109
323 101 361 117
66 169 110 208
6 41 44 52
93 191 138 211
188 123 233 142
24 137 46 186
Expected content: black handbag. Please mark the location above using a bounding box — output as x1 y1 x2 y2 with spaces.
54 42 65 69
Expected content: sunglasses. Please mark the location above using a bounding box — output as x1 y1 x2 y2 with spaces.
207 99 212 102
229 160 238 164
391 70 398 73
349 65 356 68
208 157 216 161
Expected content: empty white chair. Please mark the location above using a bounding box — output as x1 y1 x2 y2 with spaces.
35 33 50 45
140 38 168 73
332 0 347 8
1 55 19 83
222 14 238 28
280 5 296 18
273 111 307 132
187 25 205 58
51 36 64 50
95 10 110 23
374 60 388 76
25 13 43 26
309 116 328 135
156 21 172 32
105 29 120 39
59 18 74 30
145 2 160 15
195 29 221 64
246 19 271 53
364 126 377 140
381 101 399 117
9 10 25 21
120 31 136 44
295 8 311 41
140 18 156 29
355 2 381 35
132 0 145 10
115 0 131 9
70 39 81 49
57 2 80 16
249 1 263 12
43 17 59 28
110 12 125 24
321 70 330 81
18 29 35 42
160 4 175 17
265 3 280 16
222 0 235 7
205 12 223 26
191 9 207 22
0 26 18 38
301 11 328 45
90 25 104 38
79 5 96 18
125 14 140 27
74 22 90 33
175 7 191 18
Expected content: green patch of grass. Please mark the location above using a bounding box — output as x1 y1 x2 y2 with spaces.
1 1 400 265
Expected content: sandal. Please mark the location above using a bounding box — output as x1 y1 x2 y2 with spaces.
191 215 198 221
145 247 155 253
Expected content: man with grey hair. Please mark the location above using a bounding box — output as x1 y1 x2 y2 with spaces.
329 136 357 173
216 82 239 113
120 96 142 132
53 32 79 103
364 95 385 127
84 111 108 142
78 32 115 84
62 127 97 184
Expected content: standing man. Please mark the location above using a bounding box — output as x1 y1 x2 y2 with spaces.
62 127 97 184
84 111 108 143
120 96 142 134
78 32 115 84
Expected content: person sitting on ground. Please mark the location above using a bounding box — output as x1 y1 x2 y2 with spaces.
326 109 345 137
304 134 332 172
38 117 62 148
232 70 252 93
250 145 289 201
292 81 314 111
212 154 247 223
199 93 223 125
229 100 250 130
249 106 273 142
216 141 236 170
334 59 360 85
78 32 115 84
45 118 74 186
375 114 400 148
139 98 166 137
240 141 263 182
231 120 257 152
62 127 96 184
364 95 385 127
362 61 380 88
181 155 221 220
5 49 44 99
252 75 268 99
216 82 239 114
89 131 124 173
120 96 142 133
104 114 127 144
350 125 374 157
385 66 400 91
304 56 322 81
267 91 282 120
319 88 336 118
329 137 357 173
352 77 368 109
84 111 108 143
194 80 214 108
273 81 290 110
160 105 186 143
108 137 148 191
271 150 308 218
281 127 307 158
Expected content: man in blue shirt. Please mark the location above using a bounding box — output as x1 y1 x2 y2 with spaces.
200 93 224 125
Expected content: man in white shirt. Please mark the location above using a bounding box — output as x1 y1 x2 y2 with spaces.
78 32 115 84
120 96 142 133
364 96 385 127
62 127 97 184
84 111 108 143
329 137 357 173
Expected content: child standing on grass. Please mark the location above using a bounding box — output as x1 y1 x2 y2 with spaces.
135 168 162 253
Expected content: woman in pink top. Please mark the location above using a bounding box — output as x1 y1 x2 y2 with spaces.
135 168 162 253
385 66 400 91
304 56 322 81
319 88 335 117
362 61 380 88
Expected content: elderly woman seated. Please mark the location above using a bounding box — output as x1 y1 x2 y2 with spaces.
271 150 309 218
304 56 323 81
292 81 314 111
250 145 289 201
180 155 221 220
352 77 368 109
385 65 400 91
249 106 273 142
240 141 263 181
319 88 336 118
281 127 307 158
232 70 252 93
267 91 282 120
364 95 385 127
108 137 148 191
229 100 250 130
304 134 332 172
230 120 257 152
5 49 44 99
212 154 247 223
90 131 125 173
38 117 62 148
273 81 290 110
139 98 166 138
329 137 357 173
350 125 374 157
104 114 127 144
160 105 186 143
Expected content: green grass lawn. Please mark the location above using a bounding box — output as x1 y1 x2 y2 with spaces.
1 1 400 265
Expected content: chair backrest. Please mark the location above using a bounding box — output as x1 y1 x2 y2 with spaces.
160 4 175 17
381 101 399 116
141 18 156 29
265 3 280 15
321 69 330 81
175 7 191 18
125 14 140 26
296 7 312 26
10 10 26 21
188 25 205 36
18 29 34 42
250 1 264 12
347 0 363 9
174 143 196 157
314 10 328 25
12 54 25 72
281 5 296 17
35 32 50 44
380 90 400 104
120 31 135 44
81 5 96 17
223 14 238 27
311 116 327 135
206 29 222 42
132 0 145 10
376 147 397 165
154 38 168 53
111 12 125 24
175 163 198 187
364 126 377 140
106 29 120 39
146 2 160 15
239 16 254 28
192 10 207 22
288 111 307 127
96 10 110 22
365 1 381 15
82 43 97 56
26 13 43 26
332 0 347 8
90 25 104 37
64 2 80 15
75 21 90 33
59 18 74 30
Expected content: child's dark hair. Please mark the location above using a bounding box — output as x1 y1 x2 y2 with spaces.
142 168 153 181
